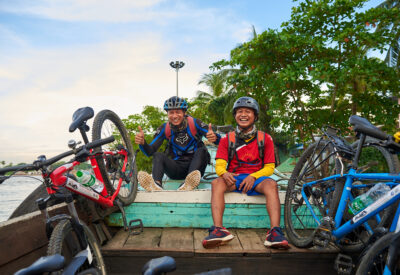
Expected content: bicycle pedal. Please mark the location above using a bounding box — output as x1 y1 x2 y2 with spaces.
128 219 143 236
334 253 353 275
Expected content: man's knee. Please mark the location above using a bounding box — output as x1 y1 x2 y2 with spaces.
211 177 227 192
257 178 278 193
152 152 165 162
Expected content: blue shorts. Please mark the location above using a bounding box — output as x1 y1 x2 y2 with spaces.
233 174 271 196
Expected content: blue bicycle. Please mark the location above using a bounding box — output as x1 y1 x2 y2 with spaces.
355 229 400 275
284 115 400 254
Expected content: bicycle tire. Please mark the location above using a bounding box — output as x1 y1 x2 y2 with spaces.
332 138 400 253
92 109 138 205
284 140 341 248
355 232 399 275
47 219 106 275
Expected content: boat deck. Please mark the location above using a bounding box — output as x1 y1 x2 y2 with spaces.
102 227 339 275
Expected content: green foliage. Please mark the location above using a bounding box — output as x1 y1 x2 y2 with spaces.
189 70 238 126
122 105 167 172
210 0 400 144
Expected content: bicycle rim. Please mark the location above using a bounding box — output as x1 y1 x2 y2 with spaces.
356 233 400 275
47 219 106 275
92 109 138 205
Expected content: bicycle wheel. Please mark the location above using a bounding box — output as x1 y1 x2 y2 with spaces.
284 140 341 248
356 232 400 275
333 138 400 253
92 109 138 205
47 219 106 275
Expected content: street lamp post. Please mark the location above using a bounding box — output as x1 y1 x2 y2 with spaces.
169 61 185 97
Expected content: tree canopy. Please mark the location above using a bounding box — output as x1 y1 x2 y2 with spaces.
211 0 400 143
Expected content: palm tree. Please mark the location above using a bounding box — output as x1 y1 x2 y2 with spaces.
196 69 233 99
377 0 400 68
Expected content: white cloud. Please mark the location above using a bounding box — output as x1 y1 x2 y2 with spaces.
0 0 259 163
0 31 217 163
0 0 167 22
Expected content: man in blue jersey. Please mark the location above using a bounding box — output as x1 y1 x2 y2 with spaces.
135 96 221 191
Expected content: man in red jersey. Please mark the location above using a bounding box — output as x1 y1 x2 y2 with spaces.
202 96 289 249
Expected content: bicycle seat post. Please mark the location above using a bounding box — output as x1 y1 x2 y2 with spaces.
79 127 90 144
352 133 366 169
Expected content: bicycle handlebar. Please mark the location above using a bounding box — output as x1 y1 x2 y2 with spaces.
0 136 115 176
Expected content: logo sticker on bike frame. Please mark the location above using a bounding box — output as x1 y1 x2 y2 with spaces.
66 178 100 200
352 184 400 224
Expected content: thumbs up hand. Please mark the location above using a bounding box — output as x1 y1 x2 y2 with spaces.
135 126 145 145
206 123 217 143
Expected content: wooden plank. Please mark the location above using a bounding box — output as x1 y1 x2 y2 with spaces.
159 228 193 255
104 254 337 275
194 228 244 256
0 246 47 275
193 228 209 253
216 229 243 254
101 229 129 250
125 227 162 249
236 229 270 256
0 203 70 266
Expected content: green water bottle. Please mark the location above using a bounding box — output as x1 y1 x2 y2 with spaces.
76 170 104 193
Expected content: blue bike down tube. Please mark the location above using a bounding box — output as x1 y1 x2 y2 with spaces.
333 184 400 239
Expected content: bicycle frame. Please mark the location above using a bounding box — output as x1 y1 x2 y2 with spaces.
302 168 400 243
46 148 129 208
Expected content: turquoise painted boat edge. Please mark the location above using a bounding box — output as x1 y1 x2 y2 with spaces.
105 202 320 229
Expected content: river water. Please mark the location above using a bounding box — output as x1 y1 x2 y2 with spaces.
0 176 41 222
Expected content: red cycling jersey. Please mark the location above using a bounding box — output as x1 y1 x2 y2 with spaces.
216 132 275 174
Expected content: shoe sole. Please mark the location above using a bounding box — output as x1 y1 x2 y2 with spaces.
202 235 234 249
179 170 201 191
138 172 162 192
264 240 290 249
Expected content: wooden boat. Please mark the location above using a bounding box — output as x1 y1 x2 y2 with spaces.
0 149 339 274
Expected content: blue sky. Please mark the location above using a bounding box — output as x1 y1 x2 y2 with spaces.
0 0 383 163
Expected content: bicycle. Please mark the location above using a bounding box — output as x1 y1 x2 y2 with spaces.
355 228 400 275
284 115 400 259
0 107 139 274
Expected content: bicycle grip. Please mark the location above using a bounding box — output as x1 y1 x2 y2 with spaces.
86 136 115 150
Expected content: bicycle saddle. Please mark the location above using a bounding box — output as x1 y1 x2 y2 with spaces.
142 256 176 275
349 115 389 141
14 254 65 275
69 107 94 133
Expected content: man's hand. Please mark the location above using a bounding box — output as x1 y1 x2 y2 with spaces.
206 123 217 143
238 175 256 194
134 126 145 145
222 172 239 187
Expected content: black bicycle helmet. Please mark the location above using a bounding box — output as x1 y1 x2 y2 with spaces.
163 96 188 111
232 96 259 116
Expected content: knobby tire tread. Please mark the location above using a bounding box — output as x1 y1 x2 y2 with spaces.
355 232 397 275
47 219 106 275
92 109 138 205
284 140 338 248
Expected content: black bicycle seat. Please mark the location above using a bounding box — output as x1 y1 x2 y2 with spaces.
14 254 64 275
349 115 388 141
69 107 94 133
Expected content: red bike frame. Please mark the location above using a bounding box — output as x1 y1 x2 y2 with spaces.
47 148 129 208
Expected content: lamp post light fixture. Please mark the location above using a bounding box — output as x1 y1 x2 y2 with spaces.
170 61 185 97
